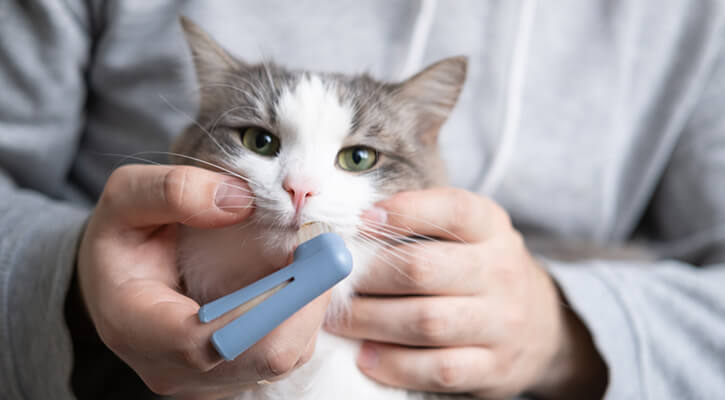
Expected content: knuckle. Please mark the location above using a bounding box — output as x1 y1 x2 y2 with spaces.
144 377 178 396
414 304 448 343
401 255 436 289
101 166 133 207
162 167 189 212
98 328 122 354
431 357 465 390
492 260 518 288
508 229 525 250
506 309 526 331
297 341 316 367
447 189 474 233
488 200 512 229
258 345 299 379
494 349 519 379
96 315 130 356
177 334 212 372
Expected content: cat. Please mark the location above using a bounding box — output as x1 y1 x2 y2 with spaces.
172 17 473 400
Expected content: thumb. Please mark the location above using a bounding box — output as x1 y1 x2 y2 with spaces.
98 165 253 229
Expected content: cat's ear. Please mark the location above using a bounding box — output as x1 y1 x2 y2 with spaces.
180 16 242 84
394 56 467 145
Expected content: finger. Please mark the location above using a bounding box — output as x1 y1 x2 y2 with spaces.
203 290 332 384
367 187 510 243
106 279 226 373
354 241 486 295
175 387 253 400
99 164 253 229
328 296 497 346
125 286 330 393
357 342 493 393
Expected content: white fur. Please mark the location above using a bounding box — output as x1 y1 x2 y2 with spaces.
178 75 471 399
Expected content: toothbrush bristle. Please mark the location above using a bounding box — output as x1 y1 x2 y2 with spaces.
296 222 333 244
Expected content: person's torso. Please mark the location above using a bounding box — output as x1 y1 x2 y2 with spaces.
73 0 720 243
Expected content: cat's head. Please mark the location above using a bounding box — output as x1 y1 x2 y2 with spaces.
174 17 466 251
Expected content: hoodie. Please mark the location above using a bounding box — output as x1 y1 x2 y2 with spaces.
1 1 724 399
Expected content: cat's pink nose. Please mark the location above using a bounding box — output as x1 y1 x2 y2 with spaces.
283 177 317 215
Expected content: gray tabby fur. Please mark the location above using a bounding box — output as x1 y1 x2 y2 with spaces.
173 17 464 195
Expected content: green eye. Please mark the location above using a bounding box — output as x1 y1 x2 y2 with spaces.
337 146 378 172
240 127 280 156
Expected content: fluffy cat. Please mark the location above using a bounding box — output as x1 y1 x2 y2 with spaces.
173 18 472 400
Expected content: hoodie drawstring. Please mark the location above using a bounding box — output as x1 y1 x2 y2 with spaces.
399 0 438 79
479 0 538 195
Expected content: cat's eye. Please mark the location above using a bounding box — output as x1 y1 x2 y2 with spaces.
337 146 378 172
240 127 280 156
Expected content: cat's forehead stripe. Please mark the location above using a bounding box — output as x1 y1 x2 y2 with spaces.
275 74 353 143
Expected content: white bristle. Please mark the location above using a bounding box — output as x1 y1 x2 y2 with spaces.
296 222 333 244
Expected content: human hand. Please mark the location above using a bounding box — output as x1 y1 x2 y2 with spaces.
329 188 607 399
76 165 330 400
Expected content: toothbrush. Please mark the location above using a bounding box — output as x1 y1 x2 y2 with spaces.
198 222 353 361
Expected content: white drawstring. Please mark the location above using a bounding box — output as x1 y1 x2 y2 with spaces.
479 0 538 195
399 0 438 79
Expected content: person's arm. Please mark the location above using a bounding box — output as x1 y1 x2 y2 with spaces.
547 35 725 399
0 1 92 398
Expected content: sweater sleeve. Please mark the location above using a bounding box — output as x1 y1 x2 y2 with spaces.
0 1 92 398
547 25 725 400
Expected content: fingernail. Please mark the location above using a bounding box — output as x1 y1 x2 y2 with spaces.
361 207 387 225
357 343 379 370
214 178 253 211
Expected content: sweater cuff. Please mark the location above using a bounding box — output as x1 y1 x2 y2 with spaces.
546 261 643 400
1 195 89 399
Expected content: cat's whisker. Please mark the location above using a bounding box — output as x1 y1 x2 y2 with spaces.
158 93 235 160
128 151 254 184
364 218 444 244
358 225 414 246
197 74 269 109
356 232 417 265
214 178 254 191
100 153 262 202
260 58 278 96
357 230 432 264
358 228 425 254
194 82 257 99
233 219 258 233
358 238 422 281
352 236 417 282
360 224 435 252
360 221 425 243
378 210 468 244
361 231 441 262
180 204 254 225
208 104 261 137
181 207 224 224
102 153 164 170
357 227 449 268
215 194 255 200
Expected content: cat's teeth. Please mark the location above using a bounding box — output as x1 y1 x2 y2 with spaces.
296 222 333 244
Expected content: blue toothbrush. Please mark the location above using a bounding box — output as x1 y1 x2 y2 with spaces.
198 222 353 361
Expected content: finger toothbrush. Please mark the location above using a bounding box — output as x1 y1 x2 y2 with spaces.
198 222 353 361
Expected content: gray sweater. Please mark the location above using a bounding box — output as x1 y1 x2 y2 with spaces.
1 1 724 399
